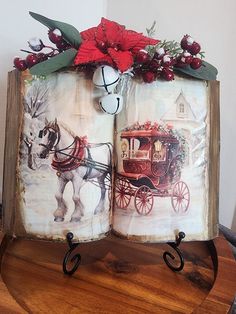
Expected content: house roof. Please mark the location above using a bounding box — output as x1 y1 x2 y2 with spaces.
161 91 197 122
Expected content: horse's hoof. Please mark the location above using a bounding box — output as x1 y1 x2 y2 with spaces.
70 217 81 223
54 217 64 222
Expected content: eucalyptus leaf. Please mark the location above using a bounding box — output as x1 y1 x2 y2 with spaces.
174 60 218 80
29 48 77 76
29 11 82 49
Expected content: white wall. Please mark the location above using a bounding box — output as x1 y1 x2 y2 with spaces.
107 0 236 231
0 0 236 230
0 0 107 199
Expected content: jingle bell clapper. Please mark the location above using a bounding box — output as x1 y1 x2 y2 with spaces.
93 65 120 93
99 93 123 115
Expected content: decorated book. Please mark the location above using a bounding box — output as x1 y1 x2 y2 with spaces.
3 13 219 243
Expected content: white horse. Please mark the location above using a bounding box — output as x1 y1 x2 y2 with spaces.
38 119 112 222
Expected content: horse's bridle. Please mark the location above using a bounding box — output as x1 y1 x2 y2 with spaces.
39 124 78 158
39 124 61 155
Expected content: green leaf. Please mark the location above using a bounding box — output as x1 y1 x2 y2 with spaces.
174 61 218 80
29 48 77 76
29 11 82 49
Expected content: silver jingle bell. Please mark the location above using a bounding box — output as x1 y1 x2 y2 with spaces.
99 93 123 115
93 65 120 93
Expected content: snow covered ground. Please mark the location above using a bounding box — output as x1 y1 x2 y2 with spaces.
113 165 209 242
20 161 111 242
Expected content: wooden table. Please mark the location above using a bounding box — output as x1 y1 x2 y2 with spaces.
0 233 235 313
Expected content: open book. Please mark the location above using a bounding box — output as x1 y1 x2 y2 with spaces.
3 70 219 243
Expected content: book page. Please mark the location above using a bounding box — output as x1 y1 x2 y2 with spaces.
113 75 218 242
17 71 114 241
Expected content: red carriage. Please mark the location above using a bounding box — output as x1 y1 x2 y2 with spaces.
115 125 190 215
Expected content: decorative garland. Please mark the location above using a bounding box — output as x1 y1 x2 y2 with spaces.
13 12 218 114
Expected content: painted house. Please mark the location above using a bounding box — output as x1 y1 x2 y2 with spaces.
161 91 205 166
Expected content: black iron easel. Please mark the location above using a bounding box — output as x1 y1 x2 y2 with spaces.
62 231 186 275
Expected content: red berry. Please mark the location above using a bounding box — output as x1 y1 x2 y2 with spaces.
13 57 28 71
37 53 48 62
162 54 174 67
97 41 107 52
109 42 119 51
161 68 174 81
136 50 150 64
26 54 39 67
149 59 161 71
181 35 194 50
48 29 62 44
142 71 156 83
190 57 202 69
180 52 193 65
56 40 71 51
188 42 201 55
174 56 186 68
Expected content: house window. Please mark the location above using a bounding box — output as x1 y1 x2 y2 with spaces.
179 103 185 113
177 102 187 118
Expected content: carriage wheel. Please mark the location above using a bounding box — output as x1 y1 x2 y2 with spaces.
115 178 132 209
171 181 190 213
134 185 154 215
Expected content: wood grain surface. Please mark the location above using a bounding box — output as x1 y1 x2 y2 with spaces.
0 233 235 313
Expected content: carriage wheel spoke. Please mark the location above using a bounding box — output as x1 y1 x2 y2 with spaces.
135 185 154 215
171 181 190 213
115 178 131 209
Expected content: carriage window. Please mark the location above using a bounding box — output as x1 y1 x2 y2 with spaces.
153 140 166 162
131 138 150 159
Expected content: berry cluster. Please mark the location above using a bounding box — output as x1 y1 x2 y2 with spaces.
13 29 71 71
133 35 203 83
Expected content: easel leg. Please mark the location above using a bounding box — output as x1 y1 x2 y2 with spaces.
163 231 185 272
63 232 81 275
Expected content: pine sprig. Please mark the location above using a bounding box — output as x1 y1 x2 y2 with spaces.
146 21 157 38
199 51 205 59
157 40 182 57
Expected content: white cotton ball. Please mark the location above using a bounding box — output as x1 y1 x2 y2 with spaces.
156 47 165 56
99 93 123 115
187 36 194 45
93 65 120 93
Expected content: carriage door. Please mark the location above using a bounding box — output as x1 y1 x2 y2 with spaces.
151 139 167 177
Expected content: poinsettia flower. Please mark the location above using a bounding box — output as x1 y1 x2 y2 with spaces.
74 18 159 72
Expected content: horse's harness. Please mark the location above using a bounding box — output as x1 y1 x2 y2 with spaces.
39 124 107 179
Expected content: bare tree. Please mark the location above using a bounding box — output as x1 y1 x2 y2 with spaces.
23 80 49 169
24 81 49 119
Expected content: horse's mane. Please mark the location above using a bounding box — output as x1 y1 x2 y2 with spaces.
58 121 77 138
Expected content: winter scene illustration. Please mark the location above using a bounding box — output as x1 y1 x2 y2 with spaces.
113 77 210 241
19 72 114 241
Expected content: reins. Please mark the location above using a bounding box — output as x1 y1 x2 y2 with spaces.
39 123 112 174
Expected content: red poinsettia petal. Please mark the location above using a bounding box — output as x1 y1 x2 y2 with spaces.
74 41 109 65
96 54 114 66
81 27 97 41
120 30 144 50
121 29 159 52
95 17 124 47
108 48 133 72
132 36 159 54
